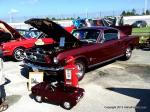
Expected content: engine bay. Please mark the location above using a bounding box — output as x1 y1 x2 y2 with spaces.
28 43 64 55
25 43 65 64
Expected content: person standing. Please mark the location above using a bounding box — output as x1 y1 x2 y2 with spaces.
85 19 92 27
0 49 5 102
72 19 81 28
0 49 8 112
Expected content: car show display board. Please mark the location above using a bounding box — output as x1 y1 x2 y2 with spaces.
28 72 44 90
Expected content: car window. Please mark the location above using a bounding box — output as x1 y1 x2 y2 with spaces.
103 29 118 42
25 30 42 38
16 29 29 37
72 29 100 43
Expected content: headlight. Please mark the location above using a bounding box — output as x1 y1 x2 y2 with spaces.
53 57 59 64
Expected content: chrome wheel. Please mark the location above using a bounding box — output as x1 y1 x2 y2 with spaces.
13 48 25 61
126 47 132 58
75 60 85 81
35 96 42 103
63 101 71 110
122 47 132 60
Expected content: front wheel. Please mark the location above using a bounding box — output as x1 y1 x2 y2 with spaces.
75 60 86 81
122 47 132 60
34 95 42 103
13 48 25 61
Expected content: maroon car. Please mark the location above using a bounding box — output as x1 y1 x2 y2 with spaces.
31 82 84 110
24 18 139 80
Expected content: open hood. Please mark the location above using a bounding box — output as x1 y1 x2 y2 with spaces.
0 20 22 39
25 18 81 47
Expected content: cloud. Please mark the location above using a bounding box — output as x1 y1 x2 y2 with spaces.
9 9 19 14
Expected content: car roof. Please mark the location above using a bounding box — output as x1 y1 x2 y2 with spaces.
76 26 118 31
135 20 146 22
16 29 28 31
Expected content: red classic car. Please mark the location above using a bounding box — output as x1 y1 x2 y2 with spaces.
31 81 84 110
24 18 139 80
0 20 75 61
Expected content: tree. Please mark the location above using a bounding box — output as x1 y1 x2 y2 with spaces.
126 11 132 16
131 9 136 15
77 16 80 19
121 9 139 16
51 17 56 20
142 10 150 15
121 11 126 16
146 10 150 15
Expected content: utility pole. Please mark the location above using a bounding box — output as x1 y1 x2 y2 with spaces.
86 9 88 18
144 0 148 14
9 13 13 23
99 11 101 18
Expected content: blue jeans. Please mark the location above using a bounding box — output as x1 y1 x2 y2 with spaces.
0 85 6 103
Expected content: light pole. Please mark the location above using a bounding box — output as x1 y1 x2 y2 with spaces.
144 0 148 14
9 12 13 23
8 9 19 23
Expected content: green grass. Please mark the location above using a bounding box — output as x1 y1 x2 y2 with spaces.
132 27 150 33
132 27 150 37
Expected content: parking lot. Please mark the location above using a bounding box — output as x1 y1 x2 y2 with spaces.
3 49 150 112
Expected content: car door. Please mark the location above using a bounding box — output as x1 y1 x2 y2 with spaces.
44 85 57 102
87 29 123 67
78 29 104 65
100 29 123 60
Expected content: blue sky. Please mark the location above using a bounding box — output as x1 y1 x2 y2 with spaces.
0 0 150 21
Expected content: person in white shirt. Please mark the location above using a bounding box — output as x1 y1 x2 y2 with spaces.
85 19 92 27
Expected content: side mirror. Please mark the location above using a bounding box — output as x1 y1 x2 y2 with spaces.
0 49 3 58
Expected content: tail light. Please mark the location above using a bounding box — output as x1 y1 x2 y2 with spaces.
44 55 51 64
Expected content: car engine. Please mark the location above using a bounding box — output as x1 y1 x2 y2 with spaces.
25 44 64 64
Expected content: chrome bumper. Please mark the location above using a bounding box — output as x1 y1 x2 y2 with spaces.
24 62 64 71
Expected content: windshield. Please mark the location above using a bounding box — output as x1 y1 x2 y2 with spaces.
25 30 42 38
17 29 42 38
72 29 100 43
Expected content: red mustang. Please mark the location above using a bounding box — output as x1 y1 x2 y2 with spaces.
0 20 75 61
24 18 139 80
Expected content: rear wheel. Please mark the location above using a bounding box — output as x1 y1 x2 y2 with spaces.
62 101 72 110
123 47 132 60
13 48 25 61
75 60 86 81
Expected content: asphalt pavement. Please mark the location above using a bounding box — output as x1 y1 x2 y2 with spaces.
3 49 150 112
